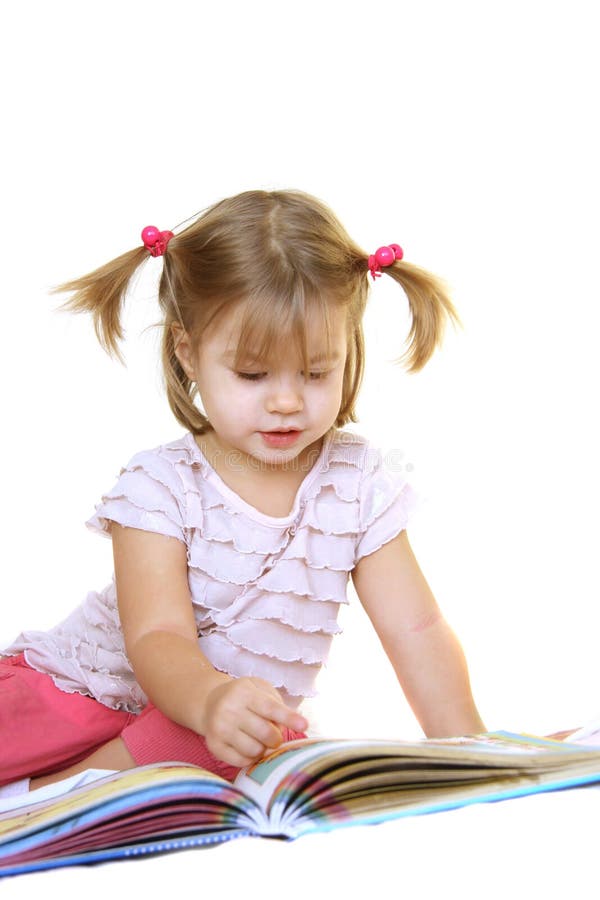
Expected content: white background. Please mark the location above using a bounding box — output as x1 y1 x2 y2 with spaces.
1 0 599 753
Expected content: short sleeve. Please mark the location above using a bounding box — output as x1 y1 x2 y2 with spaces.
354 448 417 564
86 449 186 543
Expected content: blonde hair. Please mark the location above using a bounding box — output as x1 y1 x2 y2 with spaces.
57 189 458 434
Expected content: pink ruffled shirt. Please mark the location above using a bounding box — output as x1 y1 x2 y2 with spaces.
3 429 415 713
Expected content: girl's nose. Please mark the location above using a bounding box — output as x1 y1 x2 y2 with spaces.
265 378 304 414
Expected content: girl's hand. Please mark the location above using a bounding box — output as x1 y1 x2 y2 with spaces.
201 675 308 768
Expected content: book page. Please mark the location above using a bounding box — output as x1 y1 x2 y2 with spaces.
0 764 259 846
234 739 360 816
234 732 600 835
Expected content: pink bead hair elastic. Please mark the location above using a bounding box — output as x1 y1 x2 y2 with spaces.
141 226 174 257
368 244 403 280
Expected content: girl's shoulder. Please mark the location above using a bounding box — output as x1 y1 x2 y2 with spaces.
118 431 213 491
328 431 417 564
329 428 377 460
328 427 416 524
123 432 198 469
326 428 397 483
104 434 192 503
86 433 198 541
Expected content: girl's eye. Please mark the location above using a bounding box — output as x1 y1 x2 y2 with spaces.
235 370 329 381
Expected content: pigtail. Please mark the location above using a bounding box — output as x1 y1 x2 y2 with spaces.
383 261 460 372
54 246 149 363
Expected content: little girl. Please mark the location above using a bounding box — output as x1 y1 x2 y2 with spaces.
0 189 485 803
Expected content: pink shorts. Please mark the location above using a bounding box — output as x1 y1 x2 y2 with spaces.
0 654 305 787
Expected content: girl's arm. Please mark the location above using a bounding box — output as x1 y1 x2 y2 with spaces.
112 524 307 766
351 530 485 737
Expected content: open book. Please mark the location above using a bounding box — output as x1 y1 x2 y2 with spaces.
2 731 600 878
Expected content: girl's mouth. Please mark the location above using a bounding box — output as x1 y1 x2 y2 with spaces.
260 430 302 448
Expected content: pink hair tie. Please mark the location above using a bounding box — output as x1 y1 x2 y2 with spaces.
141 225 174 257
368 244 403 280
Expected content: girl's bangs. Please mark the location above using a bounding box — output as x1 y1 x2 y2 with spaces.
232 285 338 371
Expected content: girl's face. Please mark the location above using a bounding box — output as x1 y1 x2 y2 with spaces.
176 302 348 470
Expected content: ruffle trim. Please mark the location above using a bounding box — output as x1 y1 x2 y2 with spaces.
86 499 185 543
86 461 186 543
199 632 321 705
203 587 344 635
6 644 146 714
225 620 334 665
1 583 147 714
187 543 353 596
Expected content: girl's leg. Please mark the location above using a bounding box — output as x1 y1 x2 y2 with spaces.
34 701 308 789
119 702 307 782
0 654 134 787
29 704 243 789
30 737 136 789
30 704 240 790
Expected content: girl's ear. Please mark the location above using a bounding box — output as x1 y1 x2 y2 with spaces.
171 323 197 381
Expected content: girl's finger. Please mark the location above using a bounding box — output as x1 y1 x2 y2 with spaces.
214 743 259 769
250 695 308 734
227 730 267 761
237 710 285 749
